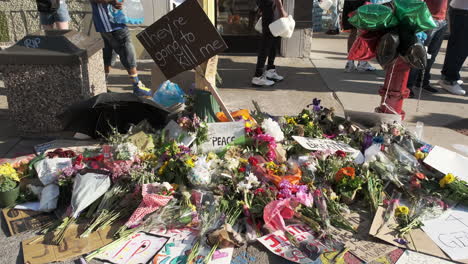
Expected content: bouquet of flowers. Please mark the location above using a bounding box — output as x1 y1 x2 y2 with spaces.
0 163 20 192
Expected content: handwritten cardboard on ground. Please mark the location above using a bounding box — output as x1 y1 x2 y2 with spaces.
257 224 340 263
292 136 358 153
96 232 168 264
395 250 455 264
22 224 117 264
332 210 397 263
197 122 246 153
369 206 468 264
421 206 468 261
2 208 56 236
424 146 468 182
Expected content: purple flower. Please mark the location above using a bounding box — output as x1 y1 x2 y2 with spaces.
297 185 308 194
307 98 322 112
362 133 373 152
394 238 408 245
279 180 292 189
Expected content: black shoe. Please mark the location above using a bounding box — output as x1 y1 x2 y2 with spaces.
422 84 438 93
408 88 415 98
325 29 340 35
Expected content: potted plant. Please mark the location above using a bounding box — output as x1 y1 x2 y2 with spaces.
0 163 20 208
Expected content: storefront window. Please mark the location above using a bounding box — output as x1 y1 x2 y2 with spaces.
216 0 259 36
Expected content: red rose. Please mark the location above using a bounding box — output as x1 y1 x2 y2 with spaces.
74 154 83 166
254 188 265 195
248 157 259 166
238 167 246 173
255 127 264 135
335 150 347 158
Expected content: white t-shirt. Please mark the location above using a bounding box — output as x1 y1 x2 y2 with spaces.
450 0 468 10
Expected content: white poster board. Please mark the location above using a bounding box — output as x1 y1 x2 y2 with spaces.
424 146 468 182
395 250 454 264
198 122 246 153
163 120 196 146
292 136 358 153
421 206 468 261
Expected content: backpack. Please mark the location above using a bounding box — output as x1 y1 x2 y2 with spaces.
36 0 61 13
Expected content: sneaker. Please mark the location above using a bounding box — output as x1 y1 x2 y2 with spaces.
408 88 415 98
133 81 153 97
438 80 466 95
344 61 356 73
357 61 376 72
252 75 275 86
265 69 284 82
422 84 438 93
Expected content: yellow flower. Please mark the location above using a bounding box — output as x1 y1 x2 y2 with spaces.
245 121 252 128
0 163 19 182
185 158 195 168
158 161 169 175
439 173 456 188
286 117 297 125
308 121 314 127
239 158 248 164
302 113 309 119
414 150 426 160
330 192 338 201
395 206 410 216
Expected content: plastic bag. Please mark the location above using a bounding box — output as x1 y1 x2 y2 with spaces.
318 0 333 11
108 0 144 25
34 158 72 185
394 0 436 32
348 31 384 61
376 32 400 68
349 4 399 30
401 42 427 70
39 184 59 212
269 15 295 38
71 171 111 218
152 80 185 108
263 198 295 231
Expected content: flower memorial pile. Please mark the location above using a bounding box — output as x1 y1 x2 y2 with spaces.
4 98 468 264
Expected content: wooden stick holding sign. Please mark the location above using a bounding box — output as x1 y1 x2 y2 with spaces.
195 65 234 121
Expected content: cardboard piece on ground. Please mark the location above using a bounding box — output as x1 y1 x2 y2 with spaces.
96 232 168 264
395 250 455 264
332 210 397 263
197 122 246 153
22 224 117 264
369 206 468 264
424 145 468 182
257 224 341 263
292 136 358 153
33 139 100 155
2 208 56 236
421 206 468 261
128 131 155 152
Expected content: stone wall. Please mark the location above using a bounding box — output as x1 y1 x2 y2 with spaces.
0 0 94 43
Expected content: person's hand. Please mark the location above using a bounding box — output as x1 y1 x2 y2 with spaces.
112 0 124 9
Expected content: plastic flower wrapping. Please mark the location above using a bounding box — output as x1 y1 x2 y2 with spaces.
7 98 468 264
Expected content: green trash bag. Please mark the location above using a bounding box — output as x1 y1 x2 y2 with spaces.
349 4 399 30
394 0 437 32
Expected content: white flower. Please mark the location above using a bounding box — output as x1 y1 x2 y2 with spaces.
237 181 252 192
161 182 173 191
115 142 139 160
261 118 285 142
226 158 240 172
246 173 260 187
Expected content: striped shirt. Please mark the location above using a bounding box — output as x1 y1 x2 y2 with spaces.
90 2 126 33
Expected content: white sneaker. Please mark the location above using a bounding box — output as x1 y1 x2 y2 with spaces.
265 69 284 82
457 80 464 85
438 80 466 95
344 60 356 72
357 61 376 72
252 75 275 86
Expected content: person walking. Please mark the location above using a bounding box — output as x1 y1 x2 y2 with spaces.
90 0 152 97
252 0 287 86
326 0 340 35
407 0 448 97
438 0 468 96
342 0 376 72
37 0 70 30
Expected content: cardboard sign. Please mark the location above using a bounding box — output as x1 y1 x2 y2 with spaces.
34 139 100 155
396 250 454 264
96 232 168 264
137 0 228 79
2 208 56 236
22 224 118 264
128 131 155 152
292 136 358 153
421 206 468 260
332 211 397 263
198 122 246 153
163 120 196 146
369 206 468 264
257 224 341 263
424 146 468 182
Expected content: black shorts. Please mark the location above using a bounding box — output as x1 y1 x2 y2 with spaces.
342 0 366 30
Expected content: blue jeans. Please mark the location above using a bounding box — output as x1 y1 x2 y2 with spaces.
407 19 447 88
100 27 137 70
441 7 468 84
39 0 70 25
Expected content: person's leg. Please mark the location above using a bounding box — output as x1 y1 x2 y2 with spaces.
39 12 54 30
265 36 284 81
440 8 467 95
254 0 274 78
421 21 447 90
54 1 70 30
100 32 114 83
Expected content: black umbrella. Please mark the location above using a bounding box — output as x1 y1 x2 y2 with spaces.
58 93 170 138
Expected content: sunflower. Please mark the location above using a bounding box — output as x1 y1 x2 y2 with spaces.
439 173 456 188
395 205 410 216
